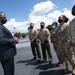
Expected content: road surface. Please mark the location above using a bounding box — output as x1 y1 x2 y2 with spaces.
0 38 72 75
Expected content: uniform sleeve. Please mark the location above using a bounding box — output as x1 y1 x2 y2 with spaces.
35 29 37 35
0 26 16 45
50 30 54 43
61 24 70 43
67 24 72 42
45 29 49 35
69 18 75 43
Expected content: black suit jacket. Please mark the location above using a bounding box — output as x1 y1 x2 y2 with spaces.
0 23 17 60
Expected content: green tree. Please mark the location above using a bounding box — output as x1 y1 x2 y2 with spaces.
21 33 26 38
46 25 53 31
14 32 26 38
14 32 21 38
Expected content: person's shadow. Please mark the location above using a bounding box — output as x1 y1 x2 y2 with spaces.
35 63 56 70
16 59 30 64
37 69 65 75
16 59 42 66
35 63 71 75
16 60 71 75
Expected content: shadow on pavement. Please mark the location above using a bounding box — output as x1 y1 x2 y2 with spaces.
35 63 71 75
35 63 56 70
37 69 65 75
16 59 42 65
16 59 31 64
16 59 72 75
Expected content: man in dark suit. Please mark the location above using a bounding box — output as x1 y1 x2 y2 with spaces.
0 12 18 75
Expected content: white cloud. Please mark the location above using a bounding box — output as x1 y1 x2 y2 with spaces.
29 8 73 26
30 1 55 15
47 8 74 22
5 18 29 33
4 0 74 33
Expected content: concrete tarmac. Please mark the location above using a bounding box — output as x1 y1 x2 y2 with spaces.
0 38 72 75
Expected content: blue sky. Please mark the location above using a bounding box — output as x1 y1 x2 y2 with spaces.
0 0 47 21
0 0 75 33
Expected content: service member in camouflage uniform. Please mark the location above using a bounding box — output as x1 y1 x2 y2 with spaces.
57 15 72 74
69 18 75 75
50 22 64 66
58 5 75 75
69 5 75 75
28 23 41 62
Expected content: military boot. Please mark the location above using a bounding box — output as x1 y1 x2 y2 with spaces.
72 63 75 75
64 64 70 74
56 60 64 67
72 69 75 75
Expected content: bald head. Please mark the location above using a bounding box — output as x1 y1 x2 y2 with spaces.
0 12 7 24
0 12 6 19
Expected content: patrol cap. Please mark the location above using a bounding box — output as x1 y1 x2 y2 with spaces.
52 22 58 25
30 23 34 26
40 22 45 25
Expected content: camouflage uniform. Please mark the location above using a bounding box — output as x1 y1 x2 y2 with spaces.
69 18 75 69
50 26 63 62
58 18 75 73
58 23 72 68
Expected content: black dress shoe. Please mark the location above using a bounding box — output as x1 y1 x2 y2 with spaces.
42 60 47 63
49 58 52 64
37 59 41 62
31 57 37 61
49 60 52 64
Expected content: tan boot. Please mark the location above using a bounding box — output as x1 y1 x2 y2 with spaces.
58 63 64 67
56 61 64 67
72 69 75 75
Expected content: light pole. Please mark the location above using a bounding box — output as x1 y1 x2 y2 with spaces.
13 27 16 33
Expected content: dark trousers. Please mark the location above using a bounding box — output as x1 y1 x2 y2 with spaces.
1 57 14 75
41 40 52 61
31 40 41 59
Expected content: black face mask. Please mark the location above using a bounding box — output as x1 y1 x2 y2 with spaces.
30 26 33 29
41 25 44 29
58 19 63 23
2 18 7 24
